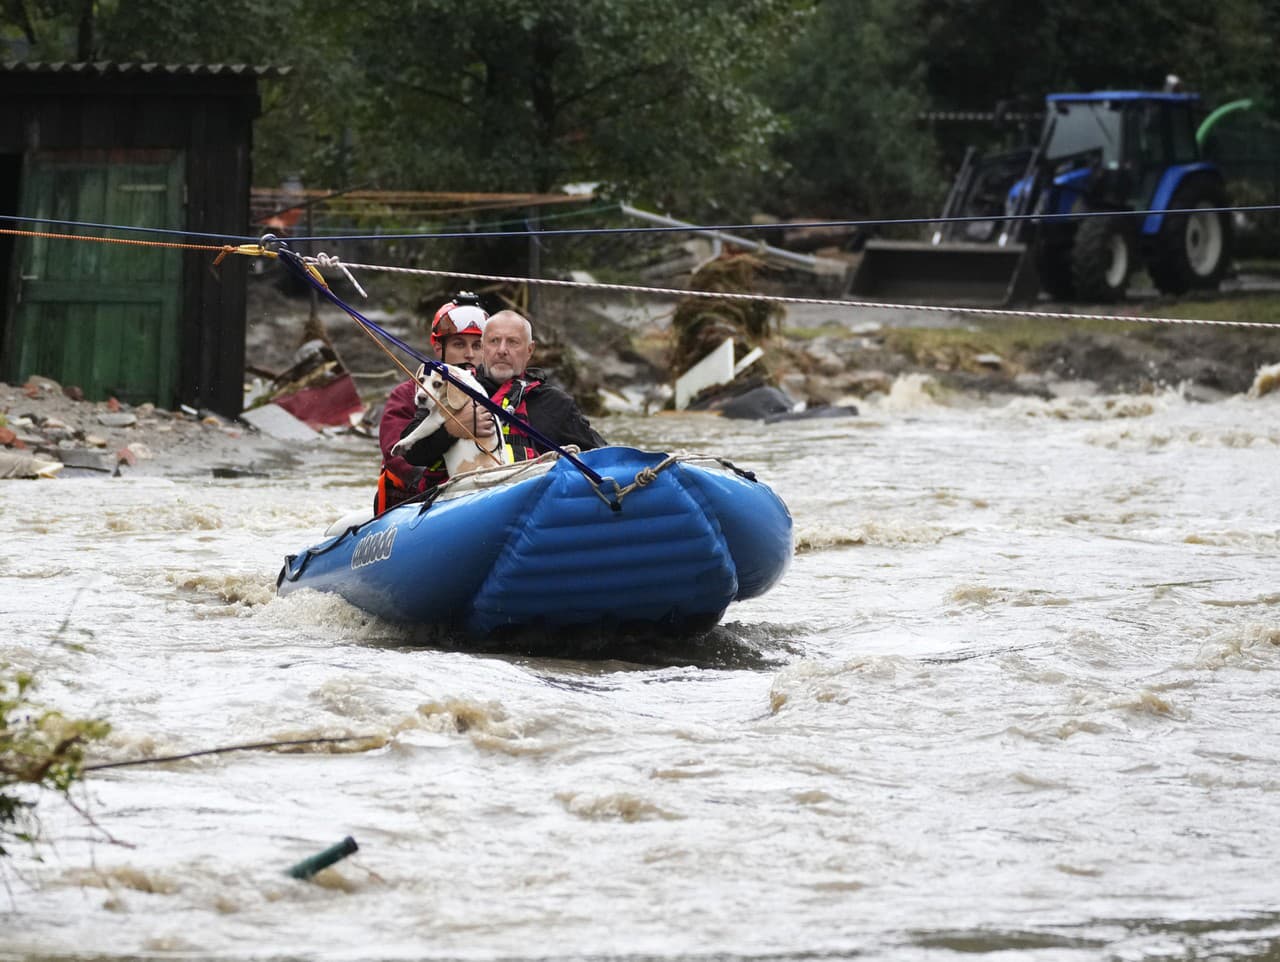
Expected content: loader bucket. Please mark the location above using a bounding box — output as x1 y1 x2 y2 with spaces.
849 240 1039 307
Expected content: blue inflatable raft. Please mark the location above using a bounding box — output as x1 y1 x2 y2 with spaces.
277 447 792 638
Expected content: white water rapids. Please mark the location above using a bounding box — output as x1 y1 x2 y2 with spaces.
3 377 1280 960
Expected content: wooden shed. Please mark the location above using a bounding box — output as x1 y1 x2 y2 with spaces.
0 62 285 416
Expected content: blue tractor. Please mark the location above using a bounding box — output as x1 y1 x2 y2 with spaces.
851 90 1234 305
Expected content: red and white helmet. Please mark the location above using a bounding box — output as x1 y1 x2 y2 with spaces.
430 292 488 350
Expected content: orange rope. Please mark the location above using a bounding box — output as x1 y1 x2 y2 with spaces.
0 226 230 253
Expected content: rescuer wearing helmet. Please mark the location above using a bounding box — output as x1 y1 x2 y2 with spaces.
375 292 497 513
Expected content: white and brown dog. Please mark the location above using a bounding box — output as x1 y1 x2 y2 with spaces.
390 363 510 476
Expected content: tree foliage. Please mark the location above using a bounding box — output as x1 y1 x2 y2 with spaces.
920 0 1275 113
763 0 939 218
1 0 1278 224
1 667 109 858
320 0 797 214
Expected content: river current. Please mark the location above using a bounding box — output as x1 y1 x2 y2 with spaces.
3 377 1280 961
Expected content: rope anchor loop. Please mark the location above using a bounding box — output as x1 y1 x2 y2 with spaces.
313 251 368 299
586 457 681 512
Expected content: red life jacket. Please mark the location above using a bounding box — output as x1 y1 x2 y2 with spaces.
491 377 542 462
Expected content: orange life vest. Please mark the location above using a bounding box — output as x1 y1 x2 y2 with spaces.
374 460 448 515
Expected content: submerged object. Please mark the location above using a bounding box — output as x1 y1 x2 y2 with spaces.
277 447 792 638
287 836 359 880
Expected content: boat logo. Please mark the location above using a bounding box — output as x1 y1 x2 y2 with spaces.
351 526 397 569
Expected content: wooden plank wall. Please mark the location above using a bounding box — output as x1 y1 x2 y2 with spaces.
0 71 261 416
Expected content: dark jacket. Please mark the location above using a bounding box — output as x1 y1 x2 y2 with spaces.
397 366 605 467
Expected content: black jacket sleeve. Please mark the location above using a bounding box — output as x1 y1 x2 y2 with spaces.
526 385 606 452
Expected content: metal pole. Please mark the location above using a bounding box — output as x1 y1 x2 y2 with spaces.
618 203 823 271
527 207 541 318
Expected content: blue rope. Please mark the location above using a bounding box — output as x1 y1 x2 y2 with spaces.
273 246 608 487
285 203 1280 243
7 202 1280 248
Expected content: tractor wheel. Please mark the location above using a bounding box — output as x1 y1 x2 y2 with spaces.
1036 240 1075 301
1071 215 1133 302
1148 177 1233 296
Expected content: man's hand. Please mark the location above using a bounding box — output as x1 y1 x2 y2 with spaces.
445 400 498 440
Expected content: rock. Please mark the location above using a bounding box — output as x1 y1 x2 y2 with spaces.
974 353 1004 369
63 384 85 401
718 386 797 420
125 442 155 460
764 404 859 424
57 448 115 472
0 450 62 478
0 427 14 446
97 412 138 428
84 434 108 448
240 404 318 442
25 375 61 394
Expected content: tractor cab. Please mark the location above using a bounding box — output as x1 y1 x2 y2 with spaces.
1035 92 1203 220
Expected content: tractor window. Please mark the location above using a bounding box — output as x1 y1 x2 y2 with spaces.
1128 103 1166 170
1045 102 1123 167
1167 105 1199 163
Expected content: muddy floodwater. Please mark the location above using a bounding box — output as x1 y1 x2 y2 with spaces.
3 378 1280 961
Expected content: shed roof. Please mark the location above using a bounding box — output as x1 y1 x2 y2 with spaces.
0 61 289 78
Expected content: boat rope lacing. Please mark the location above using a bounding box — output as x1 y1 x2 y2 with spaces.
585 453 683 511
580 453 758 512
300 252 1279 331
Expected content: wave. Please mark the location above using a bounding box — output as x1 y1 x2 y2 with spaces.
1088 425 1280 451
556 790 680 821
795 518 959 551
1183 530 1280 550
857 373 947 412
1193 622 1280 669
1248 361 1280 399
104 501 223 533
167 571 277 608
946 584 1072 607
768 655 917 713
1002 391 1176 421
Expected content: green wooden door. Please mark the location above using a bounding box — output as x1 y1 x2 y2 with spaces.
8 151 184 405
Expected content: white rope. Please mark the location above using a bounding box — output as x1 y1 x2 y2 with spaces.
303 255 1280 331
315 251 368 299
